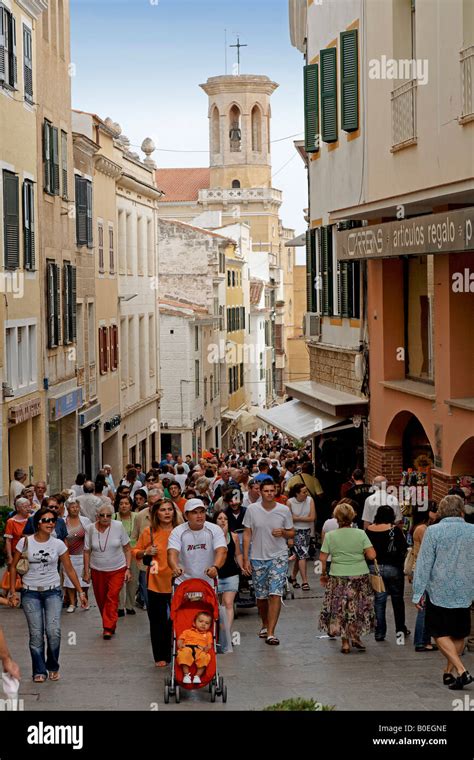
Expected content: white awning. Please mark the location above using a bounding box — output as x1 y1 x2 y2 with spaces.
255 399 350 440
221 410 242 422
284 232 306 247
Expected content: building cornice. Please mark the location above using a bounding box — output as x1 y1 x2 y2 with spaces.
16 0 47 20
72 132 100 159
118 172 163 200
94 154 122 180
200 75 279 97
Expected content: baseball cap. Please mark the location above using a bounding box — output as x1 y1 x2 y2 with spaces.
184 498 206 513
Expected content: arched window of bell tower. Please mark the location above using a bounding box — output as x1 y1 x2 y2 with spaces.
251 105 262 152
232 179 241 188
229 105 242 152
211 106 220 154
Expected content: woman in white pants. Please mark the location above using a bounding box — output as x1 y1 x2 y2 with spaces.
64 498 91 612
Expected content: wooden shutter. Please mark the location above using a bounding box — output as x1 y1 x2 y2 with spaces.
304 64 319 152
54 263 61 345
109 227 114 272
43 121 51 192
70 265 77 340
75 175 87 245
109 324 118 370
63 264 70 343
103 326 109 372
242 306 245 329
305 228 317 312
61 130 68 199
98 223 104 270
0 9 5 83
321 226 333 316
98 327 105 374
240 362 244 387
23 180 35 270
47 262 56 347
320 47 338 143
3 171 19 270
86 180 93 247
23 25 32 101
52 127 60 194
341 30 359 132
340 261 349 318
10 13 17 87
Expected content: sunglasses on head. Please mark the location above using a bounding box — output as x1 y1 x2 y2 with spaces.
39 517 57 524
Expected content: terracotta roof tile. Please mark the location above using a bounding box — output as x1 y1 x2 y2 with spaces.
249 280 264 305
156 168 210 202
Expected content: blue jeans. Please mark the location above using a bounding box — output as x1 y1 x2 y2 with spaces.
21 587 63 677
414 604 429 647
369 564 406 639
138 571 149 607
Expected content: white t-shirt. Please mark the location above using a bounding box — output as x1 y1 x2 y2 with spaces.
243 502 294 560
167 522 227 585
288 496 312 530
16 535 67 588
84 521 129 572
174 474 188 491
242 493 262 508
362 492 402 524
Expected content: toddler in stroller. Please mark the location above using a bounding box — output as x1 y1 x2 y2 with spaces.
177 612 213 684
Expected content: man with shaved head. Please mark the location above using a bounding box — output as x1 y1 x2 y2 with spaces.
362 475 402 530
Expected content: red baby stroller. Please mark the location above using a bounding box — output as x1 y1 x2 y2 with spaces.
164 578 228 704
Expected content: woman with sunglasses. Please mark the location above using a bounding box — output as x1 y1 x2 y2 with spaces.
83 503 131 639
8 507 87 682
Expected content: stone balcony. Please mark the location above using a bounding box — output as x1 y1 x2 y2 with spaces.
199 187 283 207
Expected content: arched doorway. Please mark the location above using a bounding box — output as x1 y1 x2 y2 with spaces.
229 105 241 152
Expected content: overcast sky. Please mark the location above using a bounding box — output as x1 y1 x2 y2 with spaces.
70 0 308 248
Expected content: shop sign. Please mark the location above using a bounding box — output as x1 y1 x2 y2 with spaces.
8 397 41 425
337 207 474 260
49 388 83 421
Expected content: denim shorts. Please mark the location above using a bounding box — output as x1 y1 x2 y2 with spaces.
251 556 289 599
217 575 239 593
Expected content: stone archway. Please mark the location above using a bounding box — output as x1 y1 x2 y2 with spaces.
367 410 434 487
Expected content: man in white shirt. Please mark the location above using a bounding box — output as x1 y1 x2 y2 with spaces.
167 499 227 586
10 468 27 507
242 478 262 508
175 455 190 475
362 476 403 529
32 480 48 508
77 481 103 523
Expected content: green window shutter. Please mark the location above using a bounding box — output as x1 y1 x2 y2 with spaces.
352 261 361 319
341 30 359 132
70 265 77 340
10 13 17 87
47 262 55 347
63 263 70 344
3 171 19 270
0 9 5 83
75 175 88 245
304 63 319 153
86 180 93 247
61 130 68 200
23 25 33 101
53 263 61 345
340 262 350 318
320 47 337 143
321 226 333 316
52 127 60 195
305 229 317 312
23 179 35 270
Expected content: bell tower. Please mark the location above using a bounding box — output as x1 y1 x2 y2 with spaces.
200 75 278 190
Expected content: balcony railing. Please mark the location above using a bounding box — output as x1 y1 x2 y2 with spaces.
460 45 474 123
199 187 283 205
391 80 417 151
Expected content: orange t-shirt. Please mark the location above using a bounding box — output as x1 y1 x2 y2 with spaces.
173 498 187 514
179 627 213 648
132 526 173 594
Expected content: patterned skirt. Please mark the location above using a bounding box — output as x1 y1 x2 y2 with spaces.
319 575 375 639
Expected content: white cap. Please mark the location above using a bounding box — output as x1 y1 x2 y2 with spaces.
184 498 206 513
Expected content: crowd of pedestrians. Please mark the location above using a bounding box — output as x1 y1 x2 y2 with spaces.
1 437 473 695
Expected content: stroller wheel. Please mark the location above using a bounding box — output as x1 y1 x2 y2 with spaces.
217 676 224 695
222 684 228 703
175 685 181 704
210 684 216 703
164 685 170 704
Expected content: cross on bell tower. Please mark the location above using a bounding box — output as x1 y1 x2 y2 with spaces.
230 36 247 75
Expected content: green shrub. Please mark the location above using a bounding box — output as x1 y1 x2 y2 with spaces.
263 698 335 711
0 506 11 567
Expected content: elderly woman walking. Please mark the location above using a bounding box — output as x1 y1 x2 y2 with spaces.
319 501 376 653
63 497 91 613
412 495 474 690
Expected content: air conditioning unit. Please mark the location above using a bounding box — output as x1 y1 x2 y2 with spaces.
2 383 14 399
304 312 321 340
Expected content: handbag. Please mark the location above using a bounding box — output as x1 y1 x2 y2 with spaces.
404 547 415 577
370 559 385 593
16 536 29 576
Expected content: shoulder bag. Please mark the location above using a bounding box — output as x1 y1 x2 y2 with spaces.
370 559 385 593
16 536 30 576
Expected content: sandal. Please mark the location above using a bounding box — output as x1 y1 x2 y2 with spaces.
341 645 350 654
293 582 301 589
266 636 280 646
258 627 268 638
155 661 167 668
48 671 60 681
351 640 366 651
33 674 47 683
301 583 310 591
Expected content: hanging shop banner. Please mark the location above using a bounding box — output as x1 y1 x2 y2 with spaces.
336 207 474 261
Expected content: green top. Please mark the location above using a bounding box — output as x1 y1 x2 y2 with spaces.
113 512 137 548
321 528 372 577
